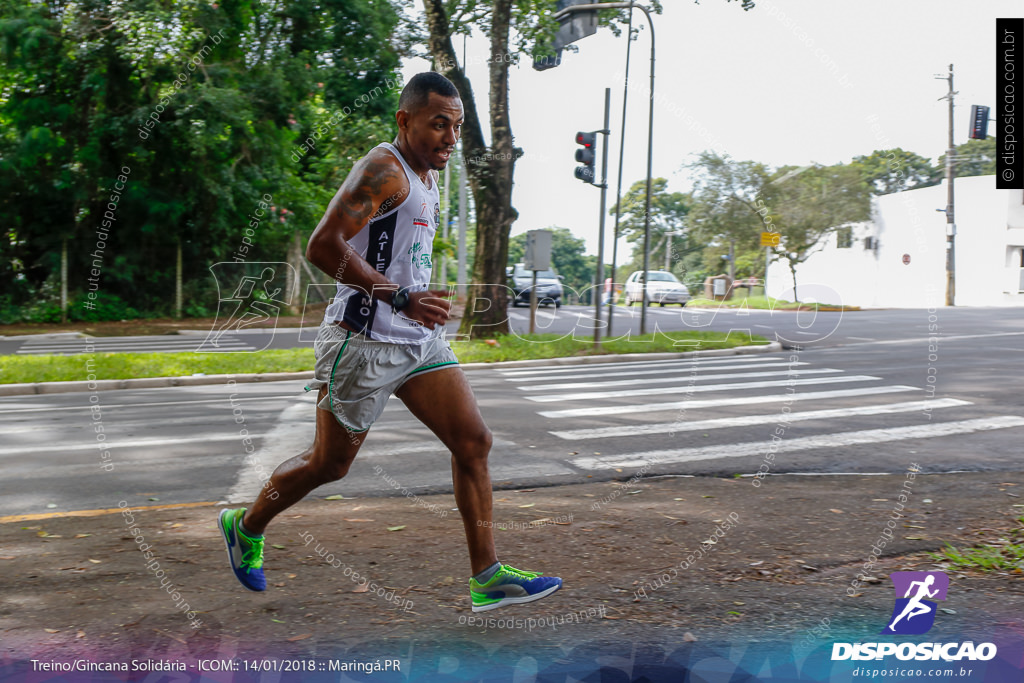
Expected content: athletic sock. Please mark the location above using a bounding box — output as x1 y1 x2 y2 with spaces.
238 518 263 540
473 561 501 584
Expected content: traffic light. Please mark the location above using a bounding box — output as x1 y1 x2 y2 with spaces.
969 105 989 140
575 131 596 184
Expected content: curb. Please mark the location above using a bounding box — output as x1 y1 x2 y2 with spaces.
0 342 782 397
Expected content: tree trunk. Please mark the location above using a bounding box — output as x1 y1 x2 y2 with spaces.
422 0 518 339
788 261 798 303
175 237 183 319
286 229 302 315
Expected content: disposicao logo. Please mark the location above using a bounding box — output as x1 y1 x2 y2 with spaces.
831 571 997 662
882 570 948 635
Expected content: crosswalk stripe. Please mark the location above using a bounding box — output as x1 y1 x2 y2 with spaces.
0 432 259 456
499 355 780 378
501 360 803 384
526 374 883 403
570 416 1024 470
520 367 838 392
537 385 919 419
549 398 972 440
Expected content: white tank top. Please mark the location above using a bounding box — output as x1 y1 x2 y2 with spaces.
323 142 441 344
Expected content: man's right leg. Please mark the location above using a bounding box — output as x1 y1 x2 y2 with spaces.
244 386 368 535
220 386 367 590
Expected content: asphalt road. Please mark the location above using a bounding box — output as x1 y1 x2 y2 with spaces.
3 304 1022 354
1 307 1021 519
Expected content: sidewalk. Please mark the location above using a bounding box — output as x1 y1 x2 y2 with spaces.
2 471 1022 665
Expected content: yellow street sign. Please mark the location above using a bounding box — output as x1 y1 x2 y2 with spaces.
761 231 780 247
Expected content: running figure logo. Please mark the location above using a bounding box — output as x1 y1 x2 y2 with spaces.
198 262 295 352
881 571 949 635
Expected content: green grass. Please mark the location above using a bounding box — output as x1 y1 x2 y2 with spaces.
684 295 855 311
929 516 1024 572
0 330 769 384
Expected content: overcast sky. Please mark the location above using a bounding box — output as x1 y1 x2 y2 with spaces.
401 0 1019 260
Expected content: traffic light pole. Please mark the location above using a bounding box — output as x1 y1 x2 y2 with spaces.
593 88 611 349
552 1 656 335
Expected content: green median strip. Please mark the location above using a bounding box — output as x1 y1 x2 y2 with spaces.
685 295 856 311
0 331 769 385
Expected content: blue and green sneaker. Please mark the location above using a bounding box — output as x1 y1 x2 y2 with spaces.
218 508 266 592
469 564 562 612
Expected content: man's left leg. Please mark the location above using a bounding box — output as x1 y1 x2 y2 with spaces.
396 366 561 612
395 366 496 574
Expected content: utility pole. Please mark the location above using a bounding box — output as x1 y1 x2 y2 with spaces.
937 64 957 306
593 88 611 349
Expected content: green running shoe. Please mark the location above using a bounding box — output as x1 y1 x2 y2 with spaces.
469 564 562 612
218 508 266 591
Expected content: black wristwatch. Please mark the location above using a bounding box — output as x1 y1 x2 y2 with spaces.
390 286 411 311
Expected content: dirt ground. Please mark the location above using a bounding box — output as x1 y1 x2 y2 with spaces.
2 472 1023 670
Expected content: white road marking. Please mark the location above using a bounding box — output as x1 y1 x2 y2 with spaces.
549 398 972 440
499 355 780 378
520 367 838 392
227 402 313 503
0 393 300 415
526 374 883 403
837 331 1024 348
571 416 1024 470
501 360 803 384
538 385 919 419
0 432 262 457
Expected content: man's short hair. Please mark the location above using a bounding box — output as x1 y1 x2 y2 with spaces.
398 72 460 115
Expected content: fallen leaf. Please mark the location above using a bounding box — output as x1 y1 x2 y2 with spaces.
87 559 101 564
324 494 346 500
353 582 370 593
518 504 535 508
905 536 925 540
940 608 956 614
0 556 14 560
733 601 745 606
76 631 86 639
287 634 312 641
344 518 374 522
829 509 844 514
74 534 92 539
683 632 697 642
272 544 286 550
849 592 863 597
149 497 159 501
44 628 60 634
387 525 406 532
287 573 297 579
603 615 620 620
270 618 285 623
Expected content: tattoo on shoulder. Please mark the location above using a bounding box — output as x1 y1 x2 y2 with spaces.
336 155 407 223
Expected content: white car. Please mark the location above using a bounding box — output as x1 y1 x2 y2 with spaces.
623 270 691 306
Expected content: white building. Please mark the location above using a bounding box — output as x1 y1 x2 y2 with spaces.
765 176 1024 308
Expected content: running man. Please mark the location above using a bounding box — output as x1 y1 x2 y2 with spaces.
888 574 938 631
218 72 561 613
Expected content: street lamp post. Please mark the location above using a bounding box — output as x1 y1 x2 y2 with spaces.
553 1 656 334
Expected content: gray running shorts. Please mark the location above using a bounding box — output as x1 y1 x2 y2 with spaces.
304 321 459 432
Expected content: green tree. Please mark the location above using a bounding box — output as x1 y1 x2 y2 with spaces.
939 137 997 178
684 151 773 281
0 0 404 321
851 148 941 195
768 163 871 301
612 178 699 283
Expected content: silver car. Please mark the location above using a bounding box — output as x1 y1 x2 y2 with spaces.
623 270 691 306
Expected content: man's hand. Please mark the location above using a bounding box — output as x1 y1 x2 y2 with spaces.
404 290 452 329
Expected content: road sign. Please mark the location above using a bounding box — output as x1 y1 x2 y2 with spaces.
760 231 780 247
